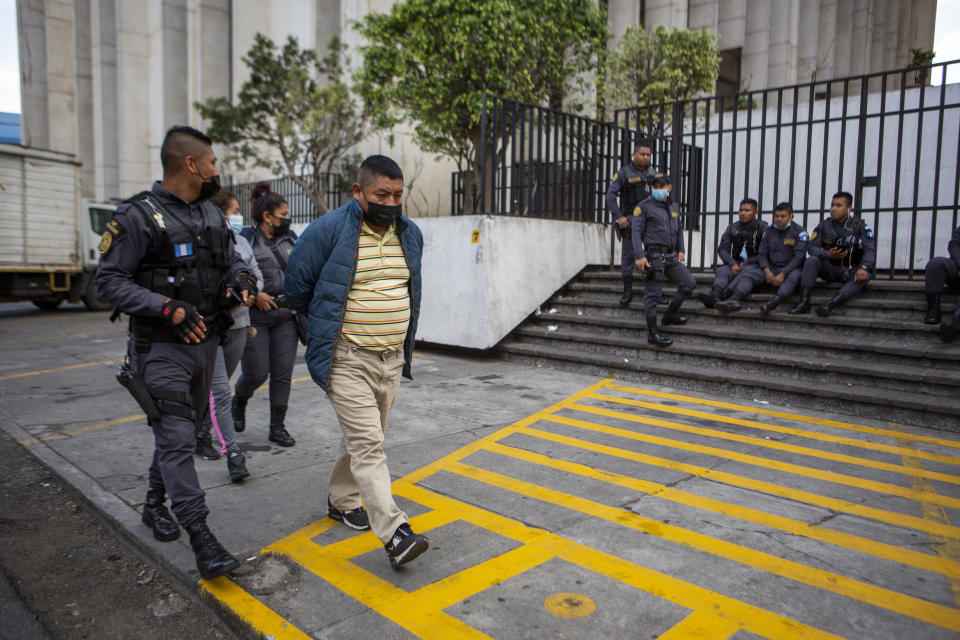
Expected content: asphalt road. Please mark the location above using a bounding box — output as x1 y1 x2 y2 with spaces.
2 301 960 639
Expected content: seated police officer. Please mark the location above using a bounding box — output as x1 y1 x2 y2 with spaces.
605 139 657 306
789 191 875 317
95 125 258 580
715 202 808 314
923 223 960 342
698 198 767 308
632 173 695 347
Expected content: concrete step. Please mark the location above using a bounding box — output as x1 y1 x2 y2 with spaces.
497 340 960 430
513 323 960 397
531 310 960 370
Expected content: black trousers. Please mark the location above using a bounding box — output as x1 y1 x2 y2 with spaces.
925 257 960 294
800 255 870 298
620 229 637 279
643 252 696 317
134 338 218 527
234 306 299 406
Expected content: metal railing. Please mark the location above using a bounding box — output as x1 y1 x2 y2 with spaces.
460 60 960 278
225 174 346 225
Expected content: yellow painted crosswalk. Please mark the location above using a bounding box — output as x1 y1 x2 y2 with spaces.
204 378 960 639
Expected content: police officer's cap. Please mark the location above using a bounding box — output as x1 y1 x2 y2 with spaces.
648 172 671 186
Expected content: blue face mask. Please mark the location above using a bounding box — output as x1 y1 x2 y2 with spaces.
228 215 243 233
652 188 669 202
774 221 790 230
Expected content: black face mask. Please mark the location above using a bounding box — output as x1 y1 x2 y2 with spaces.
364 201 402 228
269 216 291 235
191 168 221 202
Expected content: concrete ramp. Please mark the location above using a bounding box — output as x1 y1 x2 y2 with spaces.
415 215 611 349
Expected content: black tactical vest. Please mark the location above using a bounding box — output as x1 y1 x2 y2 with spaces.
622 176 650 216
818 217 866 265
128 192 232 318
730 220 766 260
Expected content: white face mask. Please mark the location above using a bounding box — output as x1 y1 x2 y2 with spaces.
228 215 243 233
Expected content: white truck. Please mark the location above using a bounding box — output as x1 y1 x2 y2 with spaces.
0 142 116 310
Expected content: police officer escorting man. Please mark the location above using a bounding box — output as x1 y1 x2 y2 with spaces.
605 140 656 306
789 191 876 317
632 172 695 347
96 125 258 579
699 198 767 308
715 202 808 314
923 223 960 342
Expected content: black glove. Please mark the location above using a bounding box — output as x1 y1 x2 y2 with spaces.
161 299 202 340
231 271 258 299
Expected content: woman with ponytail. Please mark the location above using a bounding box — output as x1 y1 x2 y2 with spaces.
232 182 299 447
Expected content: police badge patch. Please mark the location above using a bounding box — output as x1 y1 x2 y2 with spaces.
98 231 113 254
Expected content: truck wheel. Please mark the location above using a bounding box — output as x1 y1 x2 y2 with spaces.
32 298 63 311
82 284 113 311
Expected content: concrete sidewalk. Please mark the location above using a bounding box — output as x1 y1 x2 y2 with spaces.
2 305 960 639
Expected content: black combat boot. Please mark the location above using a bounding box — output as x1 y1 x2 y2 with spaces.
142 489 180 542
268 405 295 447
619 277 633 307
924 294 942 325
815 293 848 317
646 313 673 347
760 294 784 317
661 298 687 326
226 448 250 483
231 395 249 433
185 518 240 579
715 291 744 312
789 288 811 314
194 430 221 460
696 286 722 309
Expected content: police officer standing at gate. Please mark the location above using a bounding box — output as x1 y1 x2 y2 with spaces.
606 140 656 306
698 198 767 308
95 125 258 579
632 173 696 347
789 191 875 317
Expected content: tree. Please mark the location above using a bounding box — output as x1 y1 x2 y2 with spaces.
355 0 608 211
606 24 720 111
195 34 366 216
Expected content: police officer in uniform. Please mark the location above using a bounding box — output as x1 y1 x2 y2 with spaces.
698 198 767 308
715 202 809 314
790 191 875 317
605 140 656 306
632 173 695 347
923 224 960 342
95 126 258 579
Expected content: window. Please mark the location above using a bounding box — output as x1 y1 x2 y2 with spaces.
717 48 742 96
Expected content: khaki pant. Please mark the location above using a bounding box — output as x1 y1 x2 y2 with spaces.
326 342 407 543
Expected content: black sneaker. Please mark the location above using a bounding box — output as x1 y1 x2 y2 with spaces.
327 496 370 530
385 523 428 570
195 433 221 460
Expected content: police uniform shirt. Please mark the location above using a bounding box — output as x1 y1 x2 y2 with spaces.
605 162 658 219
630 196 684 260
249 229 296 296
718 218 769 266
808 215 877 271
758 222 809 273
95 181 247 317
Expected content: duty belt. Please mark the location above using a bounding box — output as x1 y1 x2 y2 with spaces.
646 244 673 253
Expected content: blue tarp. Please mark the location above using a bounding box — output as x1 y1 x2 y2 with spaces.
0 112 21 145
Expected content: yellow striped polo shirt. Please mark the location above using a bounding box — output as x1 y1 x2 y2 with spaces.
340 222 410 350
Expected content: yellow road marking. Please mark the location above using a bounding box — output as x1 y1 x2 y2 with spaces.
549 411 960 511
482 440 960 579
543 592 596 619
606 383 960 451
0 358 121 381
590 390 960 466
445 460 960 633
200 576 313 640
656 609 740 640
892 422 960 610
517 424 960 540
569 401 960 488
0 327 124 345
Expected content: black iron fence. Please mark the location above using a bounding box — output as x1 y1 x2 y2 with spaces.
460 60 960 278
225 174 346 225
